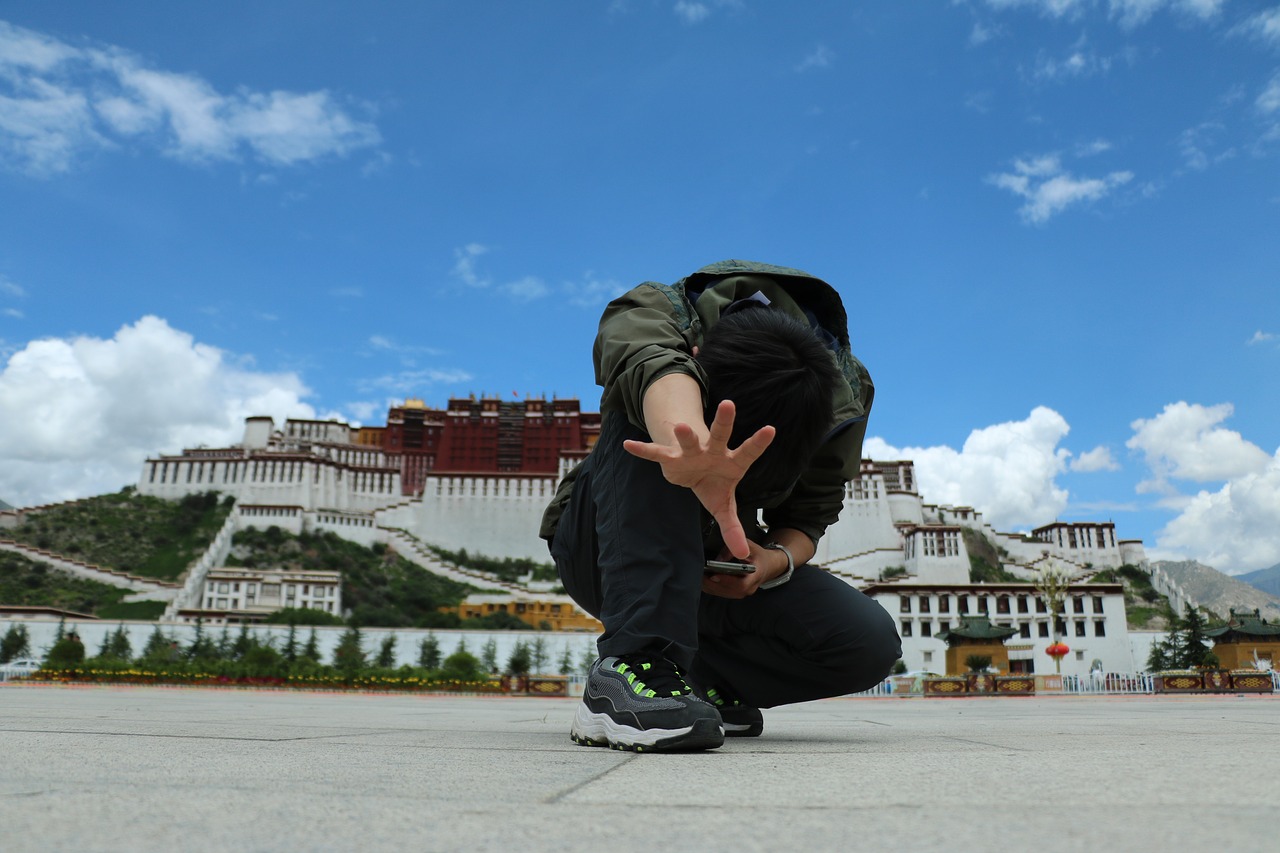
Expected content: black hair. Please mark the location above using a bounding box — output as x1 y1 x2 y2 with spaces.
696 304 842 501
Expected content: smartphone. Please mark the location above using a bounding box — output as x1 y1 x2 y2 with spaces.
704 560 756 576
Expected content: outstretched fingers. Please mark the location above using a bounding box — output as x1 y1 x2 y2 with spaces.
706 399 736 449
733 424 776 467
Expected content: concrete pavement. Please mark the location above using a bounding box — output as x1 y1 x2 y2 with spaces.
1 684 1277 852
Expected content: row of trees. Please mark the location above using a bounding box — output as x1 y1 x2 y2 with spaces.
8 619 592 683
1146 606 1219 671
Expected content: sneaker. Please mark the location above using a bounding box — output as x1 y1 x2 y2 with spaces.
570 653 725 752
704 685 764 738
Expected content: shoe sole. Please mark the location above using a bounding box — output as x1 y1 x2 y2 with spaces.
723 721 763 738
570 704 725 752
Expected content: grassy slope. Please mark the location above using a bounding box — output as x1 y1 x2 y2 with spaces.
3 490 233 581
1088 565 1175 630
227 527 478 628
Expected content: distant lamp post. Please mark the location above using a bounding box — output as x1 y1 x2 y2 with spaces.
1046 641 1070 674
1034 562 1073 675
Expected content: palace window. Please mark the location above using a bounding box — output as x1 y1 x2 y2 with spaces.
900 621 913 638
921 621 932 638
900 597 911 614
1039 623 1050 638
918 596 931 613
1093 596 1104 614
1017 596 1029 613
1073 598 1085 614
1075 621 1087 637
938 595 950 613
1094 620 1106 637
996 597 1010 614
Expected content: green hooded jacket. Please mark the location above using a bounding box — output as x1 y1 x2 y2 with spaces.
539 259 873 551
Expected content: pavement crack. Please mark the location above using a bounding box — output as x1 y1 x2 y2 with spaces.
0 727 357 743
940 736 1034 752
544 754 636 804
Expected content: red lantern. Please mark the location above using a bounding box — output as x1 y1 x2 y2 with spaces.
1045 642 1070 659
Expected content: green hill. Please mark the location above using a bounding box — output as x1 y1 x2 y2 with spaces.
3 489 234 581
1088 564 1175 629
0 497 12 510
0 550 166 620
227 526 479 628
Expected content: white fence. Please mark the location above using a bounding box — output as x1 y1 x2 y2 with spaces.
1060 673 1155 694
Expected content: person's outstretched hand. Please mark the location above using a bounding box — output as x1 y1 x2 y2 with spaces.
622 399 775 559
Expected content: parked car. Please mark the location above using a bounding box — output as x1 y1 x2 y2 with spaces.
1 658 44 679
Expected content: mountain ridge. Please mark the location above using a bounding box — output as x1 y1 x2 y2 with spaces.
1152 559 1280 621
1236 563 1280 598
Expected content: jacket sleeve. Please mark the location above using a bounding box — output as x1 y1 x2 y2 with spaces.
593 283 708 432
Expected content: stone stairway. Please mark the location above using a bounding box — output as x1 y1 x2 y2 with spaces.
0 538 180 598
379 527 526 594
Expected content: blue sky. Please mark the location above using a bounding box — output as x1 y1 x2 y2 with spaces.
1 1 1278 572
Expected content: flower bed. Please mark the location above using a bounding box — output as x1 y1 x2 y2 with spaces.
32 667 505 694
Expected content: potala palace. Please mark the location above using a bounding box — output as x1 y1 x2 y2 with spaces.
126 398 1170 676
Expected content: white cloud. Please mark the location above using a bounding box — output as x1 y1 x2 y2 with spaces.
865 406 1072 530
1234 7 1280 48
795 45 835 72
1071 445 1121 472
3 307 23 319
1075 138 1113 156
1 277 24 298
1109 0 1225 27
1178 121 1235 171
502 275 550 302
672 0 740 24
1154 452 1280 572
988 153 1133 223
451 243 492 288
1034 49 1111 81
1258 72 1280 115
0 316 319 506
358 368 474 395
970 23 999 46
980 0 1225 26
1248 330 1276 345
0 20 379 177
981 0 1086 18
674 2 712 24
565 271 628 308
1127 402 1273 493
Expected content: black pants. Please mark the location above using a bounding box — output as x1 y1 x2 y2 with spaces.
549 412 901 709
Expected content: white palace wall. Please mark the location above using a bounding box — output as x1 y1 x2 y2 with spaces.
401 475 560 561
133 416 1146 587
140 455 402 514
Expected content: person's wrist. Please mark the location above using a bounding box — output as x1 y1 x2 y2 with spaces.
760 542 794 589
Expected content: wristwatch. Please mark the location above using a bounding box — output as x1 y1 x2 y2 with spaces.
760 542 794 590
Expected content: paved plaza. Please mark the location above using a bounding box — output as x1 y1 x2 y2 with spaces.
1 684 1277 852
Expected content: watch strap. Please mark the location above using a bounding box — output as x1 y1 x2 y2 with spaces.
760 542 794 590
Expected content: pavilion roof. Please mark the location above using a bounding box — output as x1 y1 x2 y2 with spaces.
1206 609 1280 639
936 615 1019 644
